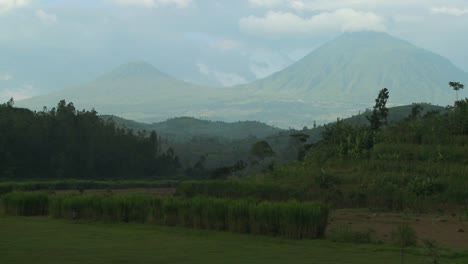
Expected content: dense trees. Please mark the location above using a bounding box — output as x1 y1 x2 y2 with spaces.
0 100 180 180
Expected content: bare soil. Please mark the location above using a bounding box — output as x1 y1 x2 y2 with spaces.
327 209 467 249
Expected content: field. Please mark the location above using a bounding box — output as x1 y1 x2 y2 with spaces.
328 209 467 249
1 216 467 264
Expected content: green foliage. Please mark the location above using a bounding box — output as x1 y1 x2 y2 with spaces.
249 140 276 160
408 104 424 120
41 193 329 239
0 101 180 179
176 181 312 201
4 217 453 264
105 115 282 141
0 180 179 195
421 240 441 264
310 119 373 161
449 81 464 101
392 223 417 247
328 225 376 244
0 191 49 216
367 88 389 131
314 168 340 189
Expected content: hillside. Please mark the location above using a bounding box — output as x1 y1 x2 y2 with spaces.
102 115 282 140
244 32 468 106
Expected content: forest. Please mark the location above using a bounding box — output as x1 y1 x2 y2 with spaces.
0 99 180 180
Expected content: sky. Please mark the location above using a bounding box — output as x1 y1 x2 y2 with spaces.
1 0 468 102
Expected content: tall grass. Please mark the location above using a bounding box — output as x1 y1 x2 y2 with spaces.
0 191 49 216
1 192 329 239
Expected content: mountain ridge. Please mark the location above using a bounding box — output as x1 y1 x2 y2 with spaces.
17 32 468 128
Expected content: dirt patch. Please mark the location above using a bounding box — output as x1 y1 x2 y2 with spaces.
327 209 467 249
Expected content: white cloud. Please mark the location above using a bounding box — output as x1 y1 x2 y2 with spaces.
108 0 192 8
239 9 386 36
197 63 248 87
431 6 468 16
0 0 30 13
0 85 35 102
0 73 12 81
248 0 434 11
36 9 57 25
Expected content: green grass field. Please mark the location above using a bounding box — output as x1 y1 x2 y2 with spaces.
1 216 467 264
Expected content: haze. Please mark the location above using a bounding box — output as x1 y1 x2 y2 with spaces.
1 0 468 103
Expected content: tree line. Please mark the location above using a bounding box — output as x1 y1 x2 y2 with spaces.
0 99 180 180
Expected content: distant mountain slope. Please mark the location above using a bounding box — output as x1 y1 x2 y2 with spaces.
102 115 282 140
244 32 468 106
18 33 468 128
18 62 240 122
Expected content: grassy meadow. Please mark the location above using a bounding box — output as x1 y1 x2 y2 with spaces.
1 216 467 264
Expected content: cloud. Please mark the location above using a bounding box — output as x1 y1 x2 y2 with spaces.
431 6 468 16
107 0 192 8
197 63 248 87
36 9 57 25
248 0 433 11
0 73 12 81
0 85 35 102
0 0 30 13
239 9 386 36
248 0 284 8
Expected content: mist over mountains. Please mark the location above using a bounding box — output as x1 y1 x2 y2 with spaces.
18 32 468 128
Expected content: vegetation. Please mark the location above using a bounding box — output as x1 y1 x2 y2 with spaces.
1 192 329 239
0 100 180 180
0 191 49 216
449 82 464 102
0 180 178 195
5 216 463 264
392 223 418 264
176 181 314 201
367 88 389 131
327 225 376 244
224 96 468 212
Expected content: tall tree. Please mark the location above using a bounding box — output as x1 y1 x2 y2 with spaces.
449 81 464 102
367 88 389 131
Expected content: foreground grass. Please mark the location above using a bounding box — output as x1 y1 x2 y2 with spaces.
1 217 467 264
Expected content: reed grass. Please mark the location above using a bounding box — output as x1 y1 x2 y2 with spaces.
1 192 329 239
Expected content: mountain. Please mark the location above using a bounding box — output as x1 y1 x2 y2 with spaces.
18 62 240 122
102 115 282 140
244 32 468 105
18 33 468 128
